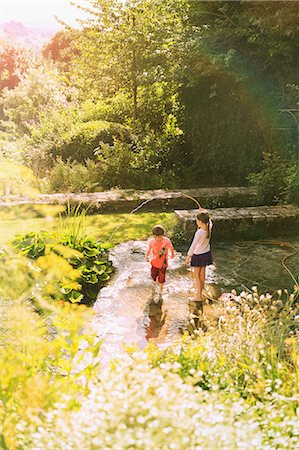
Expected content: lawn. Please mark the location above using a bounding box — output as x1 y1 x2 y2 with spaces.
0 206 177 246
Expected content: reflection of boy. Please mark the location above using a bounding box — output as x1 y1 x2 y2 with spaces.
145 225 174 299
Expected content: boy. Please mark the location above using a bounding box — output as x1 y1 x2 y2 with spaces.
145 225 174 300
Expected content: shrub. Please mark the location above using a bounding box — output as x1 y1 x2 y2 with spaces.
50 120 130 163
248 152 298 204
96 130 181 190
45 158 102 193
12 231 113 305
0 160 38 196
17 350 299 450
0 299 99 449
147 288 299 401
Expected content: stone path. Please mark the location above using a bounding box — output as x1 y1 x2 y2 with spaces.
90 241 219 363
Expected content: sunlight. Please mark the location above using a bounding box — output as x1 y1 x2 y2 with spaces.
1 0 87 28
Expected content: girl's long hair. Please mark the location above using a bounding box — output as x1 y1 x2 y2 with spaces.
196 212 211 239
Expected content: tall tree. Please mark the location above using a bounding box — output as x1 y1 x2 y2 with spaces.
70 0 188 124
187 0 299 95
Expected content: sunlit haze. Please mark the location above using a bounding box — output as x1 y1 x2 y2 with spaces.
1 0 88 30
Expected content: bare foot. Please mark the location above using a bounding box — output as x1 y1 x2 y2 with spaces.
193 297 204 302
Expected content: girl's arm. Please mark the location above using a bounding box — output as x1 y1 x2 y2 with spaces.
187 230 200 257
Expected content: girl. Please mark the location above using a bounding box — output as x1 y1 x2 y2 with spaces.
185 211 213 302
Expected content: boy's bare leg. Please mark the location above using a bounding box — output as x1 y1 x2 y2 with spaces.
158 282 164 294
150 281 157 300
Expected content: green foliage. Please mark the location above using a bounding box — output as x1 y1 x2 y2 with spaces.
181 74 272 185
40 127 182 192
12 231 113 305
248 152 298 204
179 1 299 186
12 231 48 259
0 299 99 449
79 95 132 124
168 222 190 248
46 158 101 193
0 41 33 92
1 0 298 192
71 0 187 116
1 65 68 134
27 104 131 173
53 120 130 163
0 160 38 196
1 238 298 448
188 0 299 86
42 29 80 71
13 288 299 449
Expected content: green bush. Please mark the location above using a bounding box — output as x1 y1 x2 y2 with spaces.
248 152 298 204
50 120 130 163
12 232 113 305
44 132 181 193
0 160 38 196
181 74 272 186
45 158 101 193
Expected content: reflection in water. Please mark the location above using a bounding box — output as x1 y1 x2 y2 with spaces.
144 297 166 339
92 241 193 362
91 239 299 362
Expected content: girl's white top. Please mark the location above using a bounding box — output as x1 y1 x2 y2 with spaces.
187 221 212 256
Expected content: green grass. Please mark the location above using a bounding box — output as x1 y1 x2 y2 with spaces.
0 210 177 246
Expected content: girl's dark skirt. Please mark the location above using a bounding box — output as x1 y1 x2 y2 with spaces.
191 251 213 267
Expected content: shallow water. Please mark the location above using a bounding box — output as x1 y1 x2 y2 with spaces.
91 238 299 362
209 238 299 293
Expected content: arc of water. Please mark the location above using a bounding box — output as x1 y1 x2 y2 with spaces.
178 192 202 210
108 197 156 242
108 191 204 242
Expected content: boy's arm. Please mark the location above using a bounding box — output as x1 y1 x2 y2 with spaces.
145 243 151 261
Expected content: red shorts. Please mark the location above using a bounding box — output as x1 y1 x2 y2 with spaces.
151 265 166 283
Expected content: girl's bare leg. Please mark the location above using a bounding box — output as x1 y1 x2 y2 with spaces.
193 267 202 301
199 266 206 300
193 266 206 301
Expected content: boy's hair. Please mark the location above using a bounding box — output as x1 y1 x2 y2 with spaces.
152 225 165 236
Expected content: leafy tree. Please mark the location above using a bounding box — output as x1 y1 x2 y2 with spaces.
71 0 188 123
187 1 299 100
42 29 80 71
178 0 299 185
0 41 33 92
1 65 68 134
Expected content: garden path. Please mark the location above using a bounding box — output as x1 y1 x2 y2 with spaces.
91 241 221 364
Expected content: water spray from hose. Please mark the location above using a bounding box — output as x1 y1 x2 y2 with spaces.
108 191 204 242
